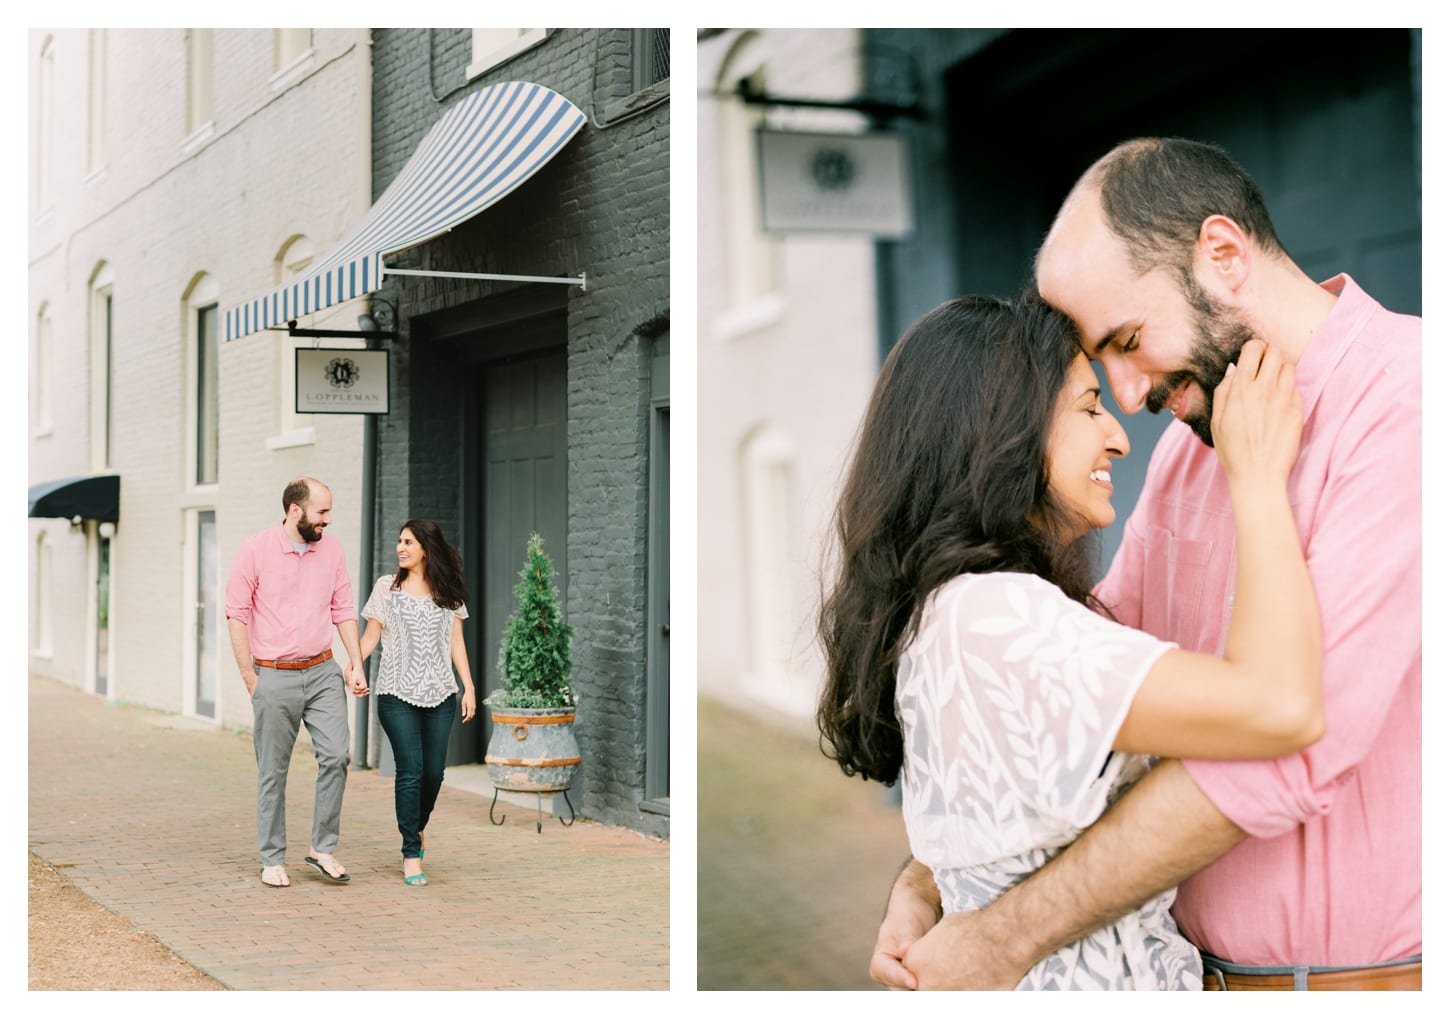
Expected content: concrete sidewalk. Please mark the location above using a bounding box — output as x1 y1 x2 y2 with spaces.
28 675 668 990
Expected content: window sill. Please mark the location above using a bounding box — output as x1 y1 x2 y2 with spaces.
710 293 786 343
600 78 669 125
182 121 215 156
639 797 670 816
270 49 317 92
465 29 549 81
267 427 317 451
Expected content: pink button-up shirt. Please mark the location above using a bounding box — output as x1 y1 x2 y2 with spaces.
1096 275 1421 966
225 524 357 661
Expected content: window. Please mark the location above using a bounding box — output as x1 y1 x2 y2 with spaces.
466 29 548 80
269 236 316 448
186 29 213 136
34 303 52 433
741 424 802 703
196 304 219 484
89 264 114 471
633 29 669 92
184 273 220 486
37 35 54 210
88 29 106 174
35 532 53 656
275 28 312 70
716 36 781 310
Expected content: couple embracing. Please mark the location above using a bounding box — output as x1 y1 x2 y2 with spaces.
818 138 1421 990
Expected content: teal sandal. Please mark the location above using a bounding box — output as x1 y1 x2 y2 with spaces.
403 872 428 886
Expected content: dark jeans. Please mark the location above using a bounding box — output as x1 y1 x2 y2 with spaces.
376 693 455 859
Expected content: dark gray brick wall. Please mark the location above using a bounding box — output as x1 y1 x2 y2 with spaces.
370 28 669 838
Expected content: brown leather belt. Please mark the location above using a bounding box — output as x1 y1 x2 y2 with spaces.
253 649 333 671
1203 954 1421 991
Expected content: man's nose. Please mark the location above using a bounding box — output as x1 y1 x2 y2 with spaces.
1104 358 1151 415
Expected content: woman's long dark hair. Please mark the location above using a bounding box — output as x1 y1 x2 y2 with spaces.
816 295 1103 785
392 519 469 611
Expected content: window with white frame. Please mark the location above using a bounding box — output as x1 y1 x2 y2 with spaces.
185 274 221 487
89 264 114 472
34 303 52 433
275 28 312 70
716 35 781 311
466 29 548 80
35 532 53 656
37 35 54 211
269 236 316 448
186 29 213 136
88 29 106 174
741 425 801 692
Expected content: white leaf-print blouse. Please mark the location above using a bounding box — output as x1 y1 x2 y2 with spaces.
897 572 1203 990
362 574 468 708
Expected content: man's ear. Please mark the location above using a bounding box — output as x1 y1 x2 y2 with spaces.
1195 215 1252 295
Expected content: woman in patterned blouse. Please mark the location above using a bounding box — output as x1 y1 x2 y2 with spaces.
816 295 1323 988
360 519 477 886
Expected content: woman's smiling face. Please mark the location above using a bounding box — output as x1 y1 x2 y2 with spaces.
397 528 426 572
1044 352 1130 539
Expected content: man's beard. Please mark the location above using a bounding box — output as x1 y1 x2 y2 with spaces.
1144 276 1258 447
297 514 325 543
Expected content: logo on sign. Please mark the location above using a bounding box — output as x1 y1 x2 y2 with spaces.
325 357 360 389
810 148 856 192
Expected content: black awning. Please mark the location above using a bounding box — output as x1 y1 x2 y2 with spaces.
28 474 120 524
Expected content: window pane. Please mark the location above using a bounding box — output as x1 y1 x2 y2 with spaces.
197 304 219 484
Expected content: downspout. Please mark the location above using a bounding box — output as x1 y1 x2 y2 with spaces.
354 389 377 769
353 27 376 770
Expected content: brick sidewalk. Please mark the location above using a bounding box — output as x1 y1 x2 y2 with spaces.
697 696 910 990
28 675 668 990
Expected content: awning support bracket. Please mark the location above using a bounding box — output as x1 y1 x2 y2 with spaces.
381 266 588 291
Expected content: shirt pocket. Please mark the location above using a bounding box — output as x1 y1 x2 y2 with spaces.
1137 525 1216 650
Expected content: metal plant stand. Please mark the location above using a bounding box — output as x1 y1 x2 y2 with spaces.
490 787 576 833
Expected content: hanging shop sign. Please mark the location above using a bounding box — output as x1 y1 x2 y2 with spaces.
295 348 390 415
757 128 914 238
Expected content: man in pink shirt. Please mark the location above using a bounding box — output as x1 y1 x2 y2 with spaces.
226 476 368 888
873 138 1421 990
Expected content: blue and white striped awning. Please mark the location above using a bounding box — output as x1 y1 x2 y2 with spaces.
225 81 587 341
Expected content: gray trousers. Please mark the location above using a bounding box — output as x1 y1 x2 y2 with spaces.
251 659 350 866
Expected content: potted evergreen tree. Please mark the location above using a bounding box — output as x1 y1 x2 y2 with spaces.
485 534 581 830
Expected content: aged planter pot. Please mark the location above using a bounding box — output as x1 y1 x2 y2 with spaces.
485 706 581 832
485 706 581 791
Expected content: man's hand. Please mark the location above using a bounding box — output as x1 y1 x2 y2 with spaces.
242 668 259 698
870 859 941 990
346 660 369 697
902 908 1027 990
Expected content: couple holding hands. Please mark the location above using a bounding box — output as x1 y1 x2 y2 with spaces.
227 477 474 889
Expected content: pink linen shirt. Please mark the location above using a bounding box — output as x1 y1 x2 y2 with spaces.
1096 275 1421 966
225 524 357 661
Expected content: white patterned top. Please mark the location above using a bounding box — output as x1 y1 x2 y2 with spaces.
362 574 469 708
896 571 1203 990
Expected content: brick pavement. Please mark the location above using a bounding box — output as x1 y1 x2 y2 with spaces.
697 696 911 990
28 675 668 990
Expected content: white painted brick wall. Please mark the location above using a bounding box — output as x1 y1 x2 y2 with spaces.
29 29 372 732
696 29 880 719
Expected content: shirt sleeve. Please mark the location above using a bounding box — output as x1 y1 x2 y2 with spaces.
224 535 258 625
919 574 1174 828
454 601 469 621
329 540 357 625
1183 363 1422 838
361 576 389 625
